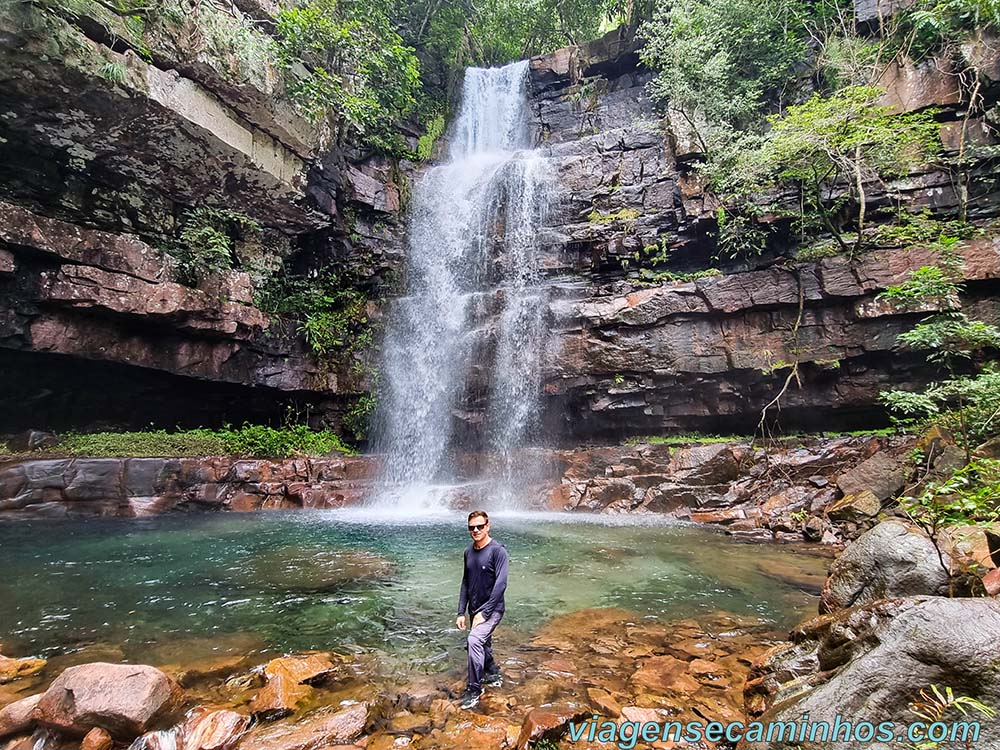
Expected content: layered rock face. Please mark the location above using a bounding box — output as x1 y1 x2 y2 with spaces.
0 0 407 433
519 28 1000 442
0 455 377 517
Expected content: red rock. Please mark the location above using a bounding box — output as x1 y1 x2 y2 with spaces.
629 657 701 696
240 703 369 750
586 688 622 717
0 694 41 739
984 567 1000 597
81 727 114 750
250 674 312 720
182 708 251 750
263 653 337 685
515 703 589 750
31 663 186 740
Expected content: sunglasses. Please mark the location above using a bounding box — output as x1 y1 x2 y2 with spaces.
468 523 487 532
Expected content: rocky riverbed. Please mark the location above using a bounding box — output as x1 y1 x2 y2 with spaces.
2 517 998 750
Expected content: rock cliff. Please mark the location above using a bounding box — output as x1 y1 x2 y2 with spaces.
0 0 407 433
521 26 1000 442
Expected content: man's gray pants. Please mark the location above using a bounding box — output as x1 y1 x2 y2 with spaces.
467 610 503 690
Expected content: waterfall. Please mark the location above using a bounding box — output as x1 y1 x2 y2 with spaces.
373 61 551 510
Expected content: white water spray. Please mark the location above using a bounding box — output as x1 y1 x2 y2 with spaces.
373 61 551 510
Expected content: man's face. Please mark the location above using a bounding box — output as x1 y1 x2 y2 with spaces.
468 515 489 543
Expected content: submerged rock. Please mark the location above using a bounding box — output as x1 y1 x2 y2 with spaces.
249 675 312 721
514 702 589 750
0 654 46 684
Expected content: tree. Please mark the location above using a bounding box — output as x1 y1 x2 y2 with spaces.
879 257 1000 457
716 86 940 254
276 0 421 152
638 0 808 151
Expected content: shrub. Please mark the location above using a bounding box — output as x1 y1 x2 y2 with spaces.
170 208 261 285
36 425 354 458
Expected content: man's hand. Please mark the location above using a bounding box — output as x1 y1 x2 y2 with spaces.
471 612 485 629
456 615 466 630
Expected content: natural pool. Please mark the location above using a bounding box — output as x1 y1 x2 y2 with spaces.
0 510 827 678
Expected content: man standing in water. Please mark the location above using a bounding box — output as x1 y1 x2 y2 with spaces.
456 510 508 709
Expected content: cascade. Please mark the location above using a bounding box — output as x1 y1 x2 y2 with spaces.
373 61 551 510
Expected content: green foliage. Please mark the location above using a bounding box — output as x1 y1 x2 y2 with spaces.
713 86 941 253
639 0 807 146
732 87 939 196
627 433 747 446
898 314 1000 367
716 206 769 259
222 423 354 457
302 311 342 356
98 59 127 83
905 0 1000 60
170 207 261 286
588 207 642 225
254 270 371 359
637 267 721 284
879 259 1000 447
343 393 377 440
794 240 841 262
884 365 1000 444
870 210 979 249
416 113 446 161
881 265 962 310
275 0 421 152
37 425 354 458
902 459 1000 529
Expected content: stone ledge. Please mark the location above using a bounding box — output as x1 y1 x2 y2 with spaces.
0 456 378 517
0 7 328 233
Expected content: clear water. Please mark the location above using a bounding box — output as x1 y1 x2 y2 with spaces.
373 61 553 509
0 511 826 674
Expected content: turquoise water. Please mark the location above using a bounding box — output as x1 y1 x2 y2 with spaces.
0 510 827 672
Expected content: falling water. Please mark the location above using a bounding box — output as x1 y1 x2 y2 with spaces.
373 61 551 510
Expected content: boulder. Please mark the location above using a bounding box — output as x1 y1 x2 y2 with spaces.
32 663 186 740
820 520 952 613
0 695 42 739
6 430 58 453
741 597 1000 750
239 703 369 750
835 453 907 501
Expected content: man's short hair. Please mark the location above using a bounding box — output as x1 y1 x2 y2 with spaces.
468 510 489 523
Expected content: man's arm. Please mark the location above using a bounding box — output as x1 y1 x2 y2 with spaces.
457 548 469 616
478 546 508 620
